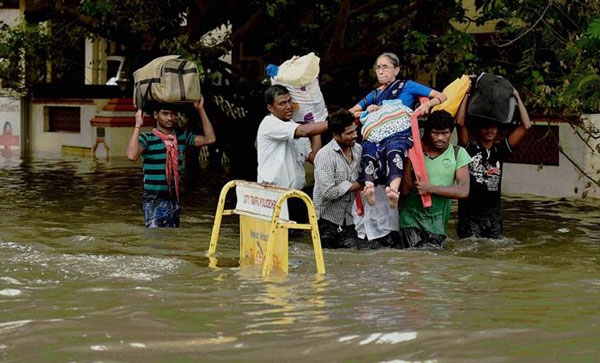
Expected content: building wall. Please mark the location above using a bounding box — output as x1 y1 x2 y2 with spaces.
90 116 146 160
0 8 20 26
27 98 152 160
582 114 600 186
29 99 101 156
502 116 600 198
85 38 108 85
0 97 21 158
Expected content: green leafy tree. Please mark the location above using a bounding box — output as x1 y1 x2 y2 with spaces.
0 21 50 93
1 0 474 98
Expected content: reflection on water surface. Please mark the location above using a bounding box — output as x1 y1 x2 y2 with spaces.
1 156 600 361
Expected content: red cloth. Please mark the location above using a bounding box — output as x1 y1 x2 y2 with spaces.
152 128 180 200
355 190 364 216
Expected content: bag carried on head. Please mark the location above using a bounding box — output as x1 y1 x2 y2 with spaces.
274 52 320 89
133 55 201 110
269 52 328 123
467 72 516 124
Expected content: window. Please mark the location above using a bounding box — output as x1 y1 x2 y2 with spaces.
105 56 125 85
46 106 81 133
505 125 560 166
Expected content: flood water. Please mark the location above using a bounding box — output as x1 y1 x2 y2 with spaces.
1 155 600 362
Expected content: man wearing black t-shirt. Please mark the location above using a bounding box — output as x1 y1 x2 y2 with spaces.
455 89 532 239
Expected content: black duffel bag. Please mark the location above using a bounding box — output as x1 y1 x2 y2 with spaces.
467 72 516 124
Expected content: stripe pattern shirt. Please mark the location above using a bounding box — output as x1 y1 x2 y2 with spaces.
313 139 362 226
139 130 196 201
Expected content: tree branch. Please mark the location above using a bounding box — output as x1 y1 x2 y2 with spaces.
496 2 551 48
559 146 600 188
323 0 350 64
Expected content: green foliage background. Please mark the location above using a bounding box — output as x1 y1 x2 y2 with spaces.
1 0 598 115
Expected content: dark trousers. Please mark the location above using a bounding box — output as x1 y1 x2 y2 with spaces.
143 199 181 228
399 227 445 249
457 214 502 239
318 219 359 249
288 197 309 224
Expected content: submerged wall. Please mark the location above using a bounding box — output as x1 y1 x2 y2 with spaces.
29 99 100 157
503 115 600 199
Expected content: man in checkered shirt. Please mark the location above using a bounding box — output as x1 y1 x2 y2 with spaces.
313 109 363 248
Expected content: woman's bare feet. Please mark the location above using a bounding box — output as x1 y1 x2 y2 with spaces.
386 186 399 210
363 182 376 206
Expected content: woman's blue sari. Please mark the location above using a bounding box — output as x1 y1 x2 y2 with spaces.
375 79 405 105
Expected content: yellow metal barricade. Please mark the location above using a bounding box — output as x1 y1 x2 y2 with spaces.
208 180 325 276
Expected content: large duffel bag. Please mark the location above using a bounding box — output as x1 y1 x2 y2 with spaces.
133 55 201 110
274 52 320 89
272 78 328 123
467 72 516 124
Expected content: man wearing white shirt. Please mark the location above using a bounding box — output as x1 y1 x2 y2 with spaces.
256 85 328 222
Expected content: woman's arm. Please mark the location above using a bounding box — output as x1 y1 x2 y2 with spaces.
428 89 447 107
349 104 363 118
349 88 381 117
350 102 380 117
415 89 447 115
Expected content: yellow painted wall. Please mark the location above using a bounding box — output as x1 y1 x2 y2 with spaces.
29 101 99 156
451 0 501 34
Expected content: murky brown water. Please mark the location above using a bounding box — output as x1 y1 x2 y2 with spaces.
1 155 600 362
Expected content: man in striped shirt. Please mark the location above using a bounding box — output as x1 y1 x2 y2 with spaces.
126 97 216 228
313 109 363 248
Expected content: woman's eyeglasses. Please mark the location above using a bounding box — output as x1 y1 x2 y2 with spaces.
373 64 394 71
